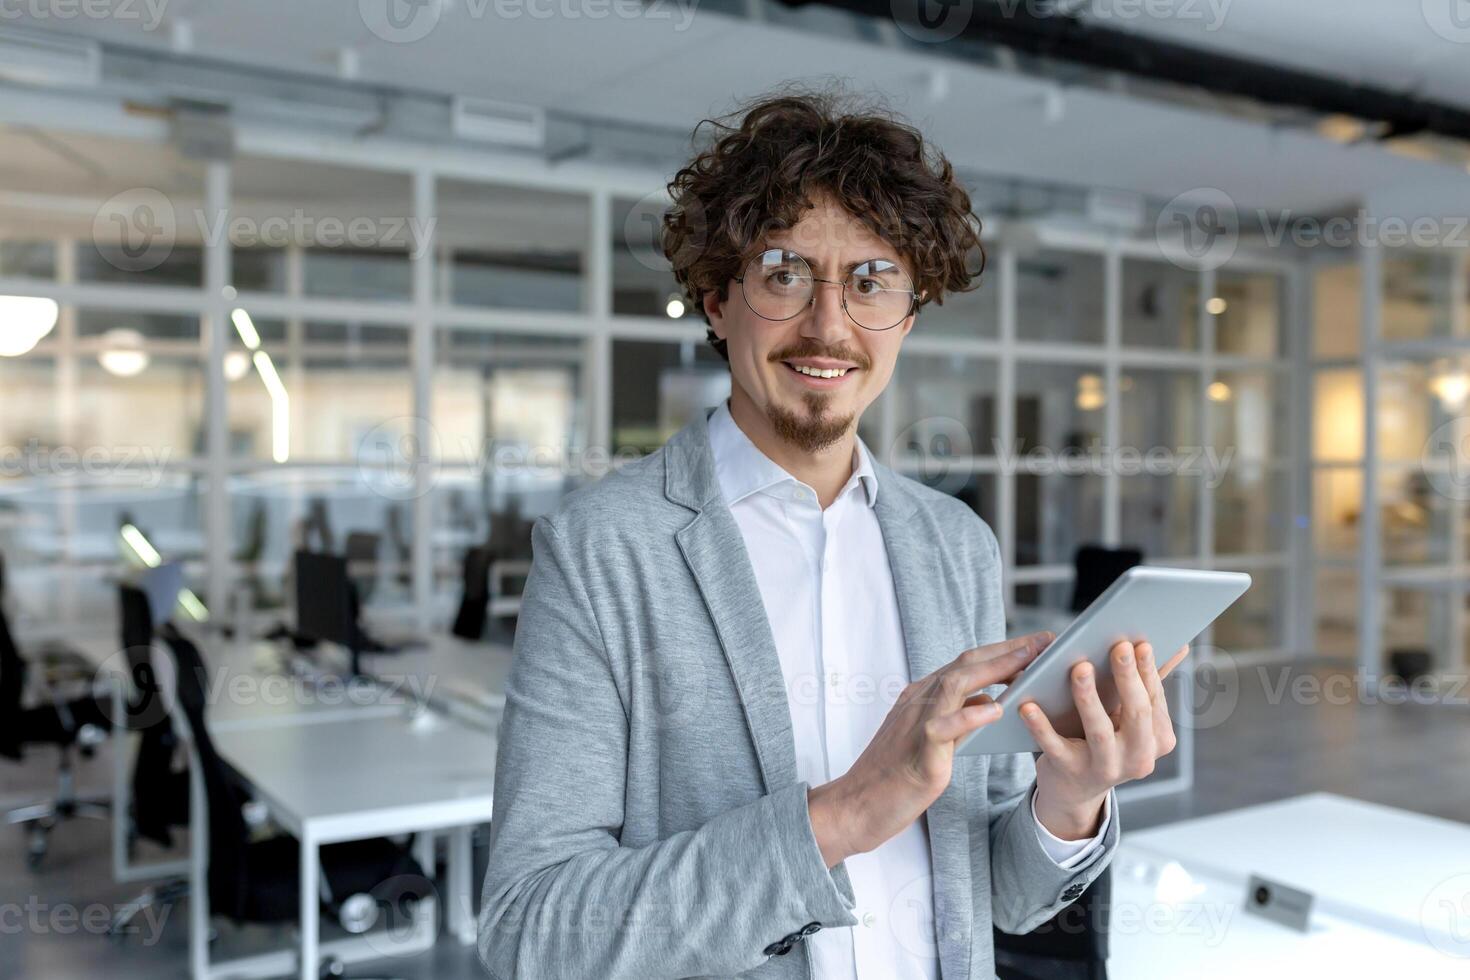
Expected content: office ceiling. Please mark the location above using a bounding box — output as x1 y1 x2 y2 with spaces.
1073 0 1470 113
1 0 1468 217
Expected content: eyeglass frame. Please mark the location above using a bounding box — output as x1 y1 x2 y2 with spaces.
732 247 920 332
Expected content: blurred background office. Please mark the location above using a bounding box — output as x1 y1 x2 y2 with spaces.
1 2 1469 979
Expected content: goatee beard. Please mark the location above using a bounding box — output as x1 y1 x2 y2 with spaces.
767 392 854 453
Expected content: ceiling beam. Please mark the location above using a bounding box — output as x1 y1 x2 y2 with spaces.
775 0 1470 142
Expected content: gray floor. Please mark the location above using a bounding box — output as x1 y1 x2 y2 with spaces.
2 657 1467 979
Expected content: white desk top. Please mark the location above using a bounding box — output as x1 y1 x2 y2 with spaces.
211 712 497 841
1127 791 1470 947
1108 840 1468 978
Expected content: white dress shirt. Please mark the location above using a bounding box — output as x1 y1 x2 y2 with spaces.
707 402 1111 979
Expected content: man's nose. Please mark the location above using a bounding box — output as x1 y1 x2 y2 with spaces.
800 278 854 346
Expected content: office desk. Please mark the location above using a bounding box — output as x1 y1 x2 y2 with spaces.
1109 793 1470 976
192 711 497 980
374 633 513 717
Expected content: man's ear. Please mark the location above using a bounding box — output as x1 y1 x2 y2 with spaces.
703 287 728 343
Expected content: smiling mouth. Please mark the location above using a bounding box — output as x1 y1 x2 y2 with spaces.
788 363 852 379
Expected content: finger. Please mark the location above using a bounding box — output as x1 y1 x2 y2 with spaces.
946 633 1053 699
953 631 1054 668
962 692 997 709
1135 641 1167 709
1158 644 1191 680
1018 700 1073 758
1072 661 1116 748
927 699 1003 743
1111 641 1153 738
1135 643 1179 748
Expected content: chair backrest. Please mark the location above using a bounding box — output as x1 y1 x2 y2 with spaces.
345 531 380 602
450 545 493 640
120 584 187 845
303 497 335 554
158 628 254 919
1069 545 1144 613
0 554 27 760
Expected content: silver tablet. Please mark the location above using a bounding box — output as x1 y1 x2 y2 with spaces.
957 567 1252 756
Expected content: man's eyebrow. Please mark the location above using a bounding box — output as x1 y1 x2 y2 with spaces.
750 245 902 272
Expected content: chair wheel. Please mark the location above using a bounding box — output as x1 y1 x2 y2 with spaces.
25 832 47 870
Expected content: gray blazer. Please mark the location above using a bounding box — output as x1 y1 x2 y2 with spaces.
478 411 1120 980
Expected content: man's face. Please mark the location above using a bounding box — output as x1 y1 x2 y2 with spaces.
704 192 917 453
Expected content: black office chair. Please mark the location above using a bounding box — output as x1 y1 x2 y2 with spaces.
109 584 192 937
1069 545 1144 612
450 545 493 641
385 505 412 588
303 496 337 554
344 532 381 604
160 627 431 977
0 553 113 868
994 866 1113 980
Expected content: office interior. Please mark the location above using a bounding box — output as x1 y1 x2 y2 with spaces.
1 2 1469 978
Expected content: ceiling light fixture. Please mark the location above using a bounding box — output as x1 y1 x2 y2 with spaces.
0 295 60 357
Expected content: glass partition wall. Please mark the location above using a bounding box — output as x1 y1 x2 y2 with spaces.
1315 240 1470 680
0 118 1313 802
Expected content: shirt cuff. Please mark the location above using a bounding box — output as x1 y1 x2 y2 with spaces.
1030 785 1111 870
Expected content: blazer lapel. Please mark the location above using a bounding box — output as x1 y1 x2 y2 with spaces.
665 416 799 794
875 468 974 980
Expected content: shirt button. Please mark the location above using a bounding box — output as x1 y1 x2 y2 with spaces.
862 911 877 928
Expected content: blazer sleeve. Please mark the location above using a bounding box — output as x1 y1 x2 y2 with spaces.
974 521 1121 935
477 516 859 980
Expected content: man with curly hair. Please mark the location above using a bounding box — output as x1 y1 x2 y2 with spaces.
479 89 1189 979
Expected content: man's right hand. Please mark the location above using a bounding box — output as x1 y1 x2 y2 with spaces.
806 631 1054 868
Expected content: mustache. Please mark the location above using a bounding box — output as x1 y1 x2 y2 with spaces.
767 339 872 371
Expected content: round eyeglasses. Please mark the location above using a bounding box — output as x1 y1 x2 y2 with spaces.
733 248 918 332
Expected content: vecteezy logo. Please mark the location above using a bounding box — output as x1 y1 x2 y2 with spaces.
1155 188 1239 271
1422 0 1470 44
359 0 443 43
891 0 976 44
357 417 441 501
1422 419 1470 501
1421 873 1470 958
1176 645 1240 732
93 188 176 273
889 416 974 496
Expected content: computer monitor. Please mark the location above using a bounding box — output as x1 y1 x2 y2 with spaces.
293 550 362 674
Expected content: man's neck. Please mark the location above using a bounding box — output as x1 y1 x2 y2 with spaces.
726 388 857 510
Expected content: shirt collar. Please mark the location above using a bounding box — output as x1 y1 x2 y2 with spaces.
706 401 879 508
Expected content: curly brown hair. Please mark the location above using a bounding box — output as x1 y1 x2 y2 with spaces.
661 86 986 361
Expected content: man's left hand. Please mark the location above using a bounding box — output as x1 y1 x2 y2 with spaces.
1022 641 1192 840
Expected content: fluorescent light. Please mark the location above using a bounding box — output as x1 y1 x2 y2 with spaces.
231 308 261 350
0 296 59 357
118 523 209 622
178 589 210 623
120 523 162 567
252 350 291 462
665 296 686 318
